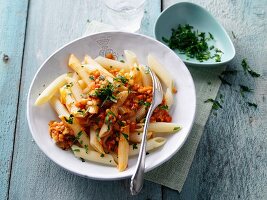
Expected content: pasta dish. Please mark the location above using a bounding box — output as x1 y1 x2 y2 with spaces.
34 50 180 171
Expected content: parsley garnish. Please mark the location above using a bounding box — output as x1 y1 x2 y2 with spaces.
122 133 128 140
207 81 211 85
117 121 125 127
114 75 128 84
173 127 181 131
162 24 221 62
247 102 257 108
221 70 237 75
64 114 74 124
231 31 236 39
84 145 89 154
73 131 83 143
100 154 105 158
89 75 95 80
94 82 117 105
159 105 168 110
138 100 151 107
241 59 260 77
240 85 253 96
120 60 125 63
65 82 73 88
133 143 138 150
72 149 80 152
80 158 85 162
204 99 222 110
218 75 231 86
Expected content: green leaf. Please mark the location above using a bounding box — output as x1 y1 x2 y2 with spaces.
173 127 181 131
122 133 128 140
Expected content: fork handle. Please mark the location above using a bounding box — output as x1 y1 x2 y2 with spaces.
130 105 155 195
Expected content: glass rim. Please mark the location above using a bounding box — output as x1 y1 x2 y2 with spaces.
104 0 146 12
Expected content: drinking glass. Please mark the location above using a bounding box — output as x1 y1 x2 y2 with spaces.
103 0 146 32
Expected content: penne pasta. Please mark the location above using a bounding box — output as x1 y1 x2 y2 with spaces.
135 122 181 133
71 145 116 166
165 88 174 109
65 77 83 102
35 73 68 106
118 125 130 172
129 137 166 156
37 51 179 171
147 54 175 92
50 96 90 148
124 50 138 67
95 56 129 70
129 131 152 143
140 65 152 87
83 56 115 78
90 127 105 154
68 54 93 87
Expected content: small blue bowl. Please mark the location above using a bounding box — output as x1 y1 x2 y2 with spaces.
154 2 235 67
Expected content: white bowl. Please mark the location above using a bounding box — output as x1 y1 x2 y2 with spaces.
27 31 196 180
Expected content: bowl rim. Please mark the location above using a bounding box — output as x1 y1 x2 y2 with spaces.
154 1 236 67
27 31 196 180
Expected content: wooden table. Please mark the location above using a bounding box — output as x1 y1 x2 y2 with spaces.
1 0 266 199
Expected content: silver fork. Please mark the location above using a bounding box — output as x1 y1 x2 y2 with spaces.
130 67 163 195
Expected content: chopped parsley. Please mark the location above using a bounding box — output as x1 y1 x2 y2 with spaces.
122 133 129 140
240 85 253 95
89 75 95 80
159 105 168 110
218 75 232 86
138 100 151 107
64 114 74 124
241 59 260 77
72 149 80 152
94 82 117 106
204 99 222 110
80 158 85 162
73 131 83 143
117 121 126 127
100 154 105 158
136 67 140 71
207 81 212 85
247 102 257 108
221 70 237 75
173 127 181 131
133 143 138 150
105 110 116 125
120 59 125 63
114 75 128 84
84 145 89 154
162 24 222 62
65 82 73 88
231 31 236 39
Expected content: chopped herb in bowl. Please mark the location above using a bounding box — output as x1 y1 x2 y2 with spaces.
162 24 223 62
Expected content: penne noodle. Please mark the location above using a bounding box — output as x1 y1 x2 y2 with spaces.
35 73 68 106
140 65 152 87
147 54 175 92
63 87 79 115
83 55 115 78
129 137 166 156
99 123 110 138
116 91 128 106
165 88 174 109
50 97 90 148
90 127 105 154
71 145 116 166
49 96 70 117
65 77 83 102
129 131 152 143
124 50 138 67
95 56 129 70
118 125 129 172
68 54 93 87
135 105 146 122
78 80 87 90
135 122 181 133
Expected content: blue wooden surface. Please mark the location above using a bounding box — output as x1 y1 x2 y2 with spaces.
0 0 29 199
1 0 266 199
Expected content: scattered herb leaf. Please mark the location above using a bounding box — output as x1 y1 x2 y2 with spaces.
159 105 168 110
247 102 257 108
241 59 260 77
122 133 129 140
64 114 74 124
133 143 138 150
218 75 232 86
100 154 105 158
231 31 236 39
80 158 85 162
173 127 181 131
204 99 222 110
114 75 128 84
89 75 95 80
72 149 80 152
